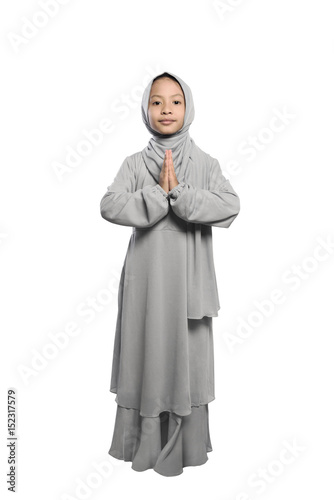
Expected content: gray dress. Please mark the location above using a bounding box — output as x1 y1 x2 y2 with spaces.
100 147 240 476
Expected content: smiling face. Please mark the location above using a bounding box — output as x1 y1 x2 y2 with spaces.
147 77 185 135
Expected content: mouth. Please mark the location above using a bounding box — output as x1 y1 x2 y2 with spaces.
159 120 175 125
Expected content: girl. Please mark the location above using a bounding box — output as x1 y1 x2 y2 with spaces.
100 71 240 476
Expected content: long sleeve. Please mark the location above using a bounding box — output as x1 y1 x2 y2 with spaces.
168 158 240 228
100 156 169 228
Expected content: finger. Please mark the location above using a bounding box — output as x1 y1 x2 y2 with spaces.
166 151 170 171
168 151 173 173
164 152 169 177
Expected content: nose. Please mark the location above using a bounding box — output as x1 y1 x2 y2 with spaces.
161 104 172 115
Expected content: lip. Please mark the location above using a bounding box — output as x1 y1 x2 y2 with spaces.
159 120 175 124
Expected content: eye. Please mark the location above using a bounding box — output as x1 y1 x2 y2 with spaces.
174 100 182 104
152 101 161 105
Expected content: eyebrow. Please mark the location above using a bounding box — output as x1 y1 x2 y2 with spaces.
150 93 183 99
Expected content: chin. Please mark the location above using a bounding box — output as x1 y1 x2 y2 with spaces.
158 125 179 134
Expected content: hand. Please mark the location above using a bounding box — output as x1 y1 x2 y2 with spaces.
166 149 179 191
159 149 179 193
159 151 169 193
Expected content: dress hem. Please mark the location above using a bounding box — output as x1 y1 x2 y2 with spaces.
187 306 221 320
108 400 213 476
187 312 218 319
109 390 215 418
108 448 213 476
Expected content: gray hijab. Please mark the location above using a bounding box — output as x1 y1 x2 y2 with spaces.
141 71 196 184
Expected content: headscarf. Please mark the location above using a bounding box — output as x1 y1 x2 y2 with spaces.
141 71 195 184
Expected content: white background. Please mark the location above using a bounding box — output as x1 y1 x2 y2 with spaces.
1 0 334 498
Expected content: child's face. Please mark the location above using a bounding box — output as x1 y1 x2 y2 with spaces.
147 77 185 135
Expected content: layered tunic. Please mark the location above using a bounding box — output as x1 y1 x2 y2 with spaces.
100 145 240 420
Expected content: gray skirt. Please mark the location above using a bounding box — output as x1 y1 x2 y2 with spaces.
108 228 216 476
108 316 215 476
109 401 212 476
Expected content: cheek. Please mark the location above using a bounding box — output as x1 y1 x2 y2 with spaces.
148 108 156 121
147 109 153 124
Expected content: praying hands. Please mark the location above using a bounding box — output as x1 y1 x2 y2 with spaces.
159 149 179 194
